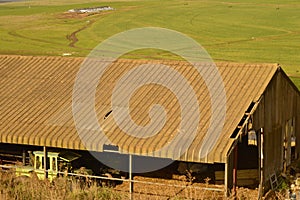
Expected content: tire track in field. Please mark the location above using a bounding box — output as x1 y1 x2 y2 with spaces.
8 30 62 46
8 18 95 49
205 31 300 47
189 12 300 47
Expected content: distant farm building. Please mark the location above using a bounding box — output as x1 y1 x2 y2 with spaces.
68 6 114 14
0 55 299 196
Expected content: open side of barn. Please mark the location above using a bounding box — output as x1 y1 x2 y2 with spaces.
224 67 300 196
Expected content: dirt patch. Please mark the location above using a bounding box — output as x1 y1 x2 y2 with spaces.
115 176 225 199
288 74 300 78
59 10 111 48
66 20 95 47
59 6 137 48
63 11 112 47
59 11 110 19
59 12 90 19
113 176 261 199
67 28 82 47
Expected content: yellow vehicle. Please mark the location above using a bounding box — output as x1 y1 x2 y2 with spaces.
15 151 81 181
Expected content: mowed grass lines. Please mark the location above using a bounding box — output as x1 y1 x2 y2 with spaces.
0 0 300 87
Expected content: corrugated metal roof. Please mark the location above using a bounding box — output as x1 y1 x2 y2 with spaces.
0 55 278 163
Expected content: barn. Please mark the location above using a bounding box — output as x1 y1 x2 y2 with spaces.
0 55 299 196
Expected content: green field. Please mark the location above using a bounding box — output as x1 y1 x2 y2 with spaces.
0 0 300 87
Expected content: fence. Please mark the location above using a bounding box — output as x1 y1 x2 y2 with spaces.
115 177 225 200
0 164 226 199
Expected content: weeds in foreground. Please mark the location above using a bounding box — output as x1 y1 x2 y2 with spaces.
0 170 124 200
1 170 288 200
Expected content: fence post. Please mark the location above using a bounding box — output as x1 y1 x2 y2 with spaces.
43 146 48 179
22 150 26 165
258 128 264 199
129 154 133 200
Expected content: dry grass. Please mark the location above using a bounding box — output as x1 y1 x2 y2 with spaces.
0 170 125 200
116 176 260 200
0 169 288 200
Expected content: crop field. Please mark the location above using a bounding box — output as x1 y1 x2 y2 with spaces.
0 0 299 88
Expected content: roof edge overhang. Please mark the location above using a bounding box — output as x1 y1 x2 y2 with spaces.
223 64 280 162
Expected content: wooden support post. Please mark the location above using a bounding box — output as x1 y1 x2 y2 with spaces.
233 144 238 198
43 146 48 179
22 150 26 165
258 128 264 199
225 141 236 197
129 154 133 200
224 161 228 197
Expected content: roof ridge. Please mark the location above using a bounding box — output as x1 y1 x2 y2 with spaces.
0 55 279 67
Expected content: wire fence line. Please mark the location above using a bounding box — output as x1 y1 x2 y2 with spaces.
114 180 225 200
0 164 224 191
0 164 226 199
